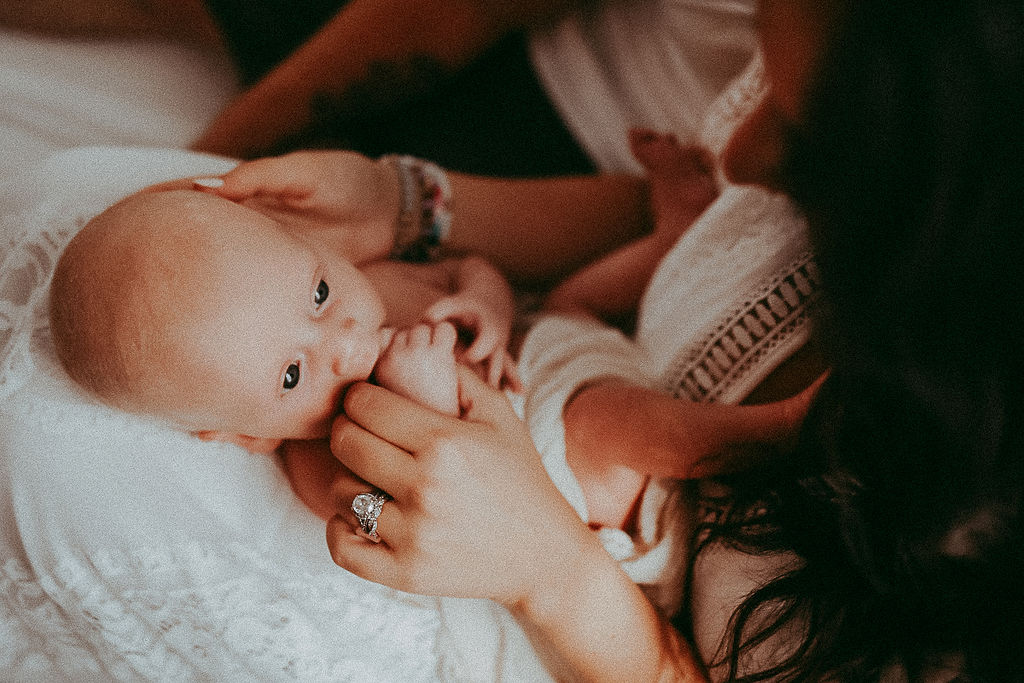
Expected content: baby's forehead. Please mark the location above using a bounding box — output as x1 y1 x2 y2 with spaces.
120 191 280 263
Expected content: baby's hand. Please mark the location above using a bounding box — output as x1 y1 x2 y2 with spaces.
423 295 520 391
374 322 460 416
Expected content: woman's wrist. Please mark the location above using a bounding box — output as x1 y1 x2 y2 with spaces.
379 155 453 262
510 535 614 618
510 532 703 682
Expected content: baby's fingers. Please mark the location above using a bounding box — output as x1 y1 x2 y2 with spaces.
432 320 458 350
485 352 503 388
423 297 470 326
501 354 522 393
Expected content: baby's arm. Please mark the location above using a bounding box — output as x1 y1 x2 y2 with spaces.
542 234 669 327
544 130 718 325
563 376 824 529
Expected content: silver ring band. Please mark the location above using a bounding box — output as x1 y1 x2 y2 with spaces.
351 489 392 542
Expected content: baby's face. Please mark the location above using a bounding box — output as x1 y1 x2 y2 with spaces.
137 190 388 440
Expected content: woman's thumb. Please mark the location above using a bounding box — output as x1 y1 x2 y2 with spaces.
456 364 520 429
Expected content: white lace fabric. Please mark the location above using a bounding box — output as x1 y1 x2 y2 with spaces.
0 147 550 682
2 543 446 682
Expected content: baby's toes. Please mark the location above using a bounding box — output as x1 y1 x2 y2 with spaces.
409 323 433 348
391 328 410 350
431 321 458 351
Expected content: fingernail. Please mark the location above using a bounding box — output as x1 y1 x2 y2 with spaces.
193 177 224 189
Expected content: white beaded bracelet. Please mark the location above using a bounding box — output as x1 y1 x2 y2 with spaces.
381 154 453 262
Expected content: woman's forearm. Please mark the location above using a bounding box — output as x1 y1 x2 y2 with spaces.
195 0 578 157
444 173 653 285
512 538 708 682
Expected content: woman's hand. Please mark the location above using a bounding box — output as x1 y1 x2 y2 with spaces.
325 364 591 606
280 438 375 522
324 366 710 681
196 150 401 264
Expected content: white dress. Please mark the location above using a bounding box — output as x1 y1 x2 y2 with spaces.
529 0 757 173
516 54 818 640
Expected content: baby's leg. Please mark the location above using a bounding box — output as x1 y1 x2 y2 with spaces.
628 128 718 235
543 234 667 330
373 322 460 416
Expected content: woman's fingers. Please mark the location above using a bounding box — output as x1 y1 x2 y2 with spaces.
330 413 420 499
340 382 457 453
207 156 313 202
327 515 403 584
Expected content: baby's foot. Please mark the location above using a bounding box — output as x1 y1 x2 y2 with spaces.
373 321 459 415
629 128 718 231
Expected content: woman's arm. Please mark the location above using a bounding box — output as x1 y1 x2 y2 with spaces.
325 367 709 682
446 172 653 285
193 0 581 158
203 150 653 284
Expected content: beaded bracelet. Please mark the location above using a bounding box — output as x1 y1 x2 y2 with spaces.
381 154 453 262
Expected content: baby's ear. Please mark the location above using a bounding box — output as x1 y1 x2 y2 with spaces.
195 430 282 454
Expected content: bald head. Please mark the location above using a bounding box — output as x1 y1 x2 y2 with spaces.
48 189 246 418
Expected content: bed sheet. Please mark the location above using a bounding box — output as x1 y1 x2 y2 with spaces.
0 27 236 203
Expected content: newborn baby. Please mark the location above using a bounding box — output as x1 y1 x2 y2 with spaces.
49 186 517 455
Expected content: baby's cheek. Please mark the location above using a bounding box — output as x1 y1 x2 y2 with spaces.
305 383 351 439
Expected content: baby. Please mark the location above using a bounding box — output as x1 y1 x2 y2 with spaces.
49 185 517 456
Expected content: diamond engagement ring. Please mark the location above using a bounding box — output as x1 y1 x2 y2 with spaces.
351 489 392 542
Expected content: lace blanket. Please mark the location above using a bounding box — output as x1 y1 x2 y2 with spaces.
0 147 546 682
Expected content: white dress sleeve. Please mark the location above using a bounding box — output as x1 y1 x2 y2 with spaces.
528 0 757 172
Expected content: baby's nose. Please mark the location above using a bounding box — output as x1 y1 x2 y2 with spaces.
329 323 376 378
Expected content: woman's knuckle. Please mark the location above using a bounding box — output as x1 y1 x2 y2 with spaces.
342 382 374 414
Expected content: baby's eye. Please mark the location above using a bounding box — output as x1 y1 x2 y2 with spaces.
283 363 301 391
313 279 330 310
